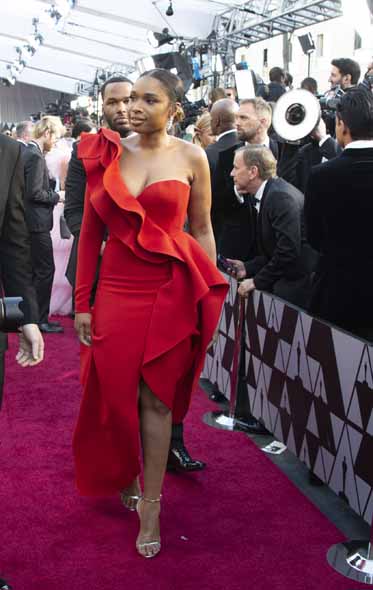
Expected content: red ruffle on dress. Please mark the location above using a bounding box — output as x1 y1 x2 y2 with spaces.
73 128 228 495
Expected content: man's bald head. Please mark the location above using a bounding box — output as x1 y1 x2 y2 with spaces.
210 98 239 136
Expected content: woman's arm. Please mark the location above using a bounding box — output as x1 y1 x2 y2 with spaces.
187 146 217 264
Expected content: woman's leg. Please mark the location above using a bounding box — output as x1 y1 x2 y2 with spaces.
137 380 172 557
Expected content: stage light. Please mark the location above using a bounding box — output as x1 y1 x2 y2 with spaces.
166 1 174 17
147 28 175 48
147 31 158 48
136 56 156 74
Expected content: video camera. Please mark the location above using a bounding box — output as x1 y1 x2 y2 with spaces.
318 86 345 112
0 297 25 332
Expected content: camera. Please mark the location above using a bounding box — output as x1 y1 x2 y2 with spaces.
318 86 345 112
0 297 25 332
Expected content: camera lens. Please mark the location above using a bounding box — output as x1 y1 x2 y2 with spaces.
285 103 306 126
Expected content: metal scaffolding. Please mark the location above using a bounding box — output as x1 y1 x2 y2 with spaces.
212 0 343 46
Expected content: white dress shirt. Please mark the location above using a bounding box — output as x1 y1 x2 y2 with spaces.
216 129 237 142
345 140 373 149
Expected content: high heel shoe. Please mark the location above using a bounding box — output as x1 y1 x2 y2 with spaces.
136 496 162 559
120 492 141 511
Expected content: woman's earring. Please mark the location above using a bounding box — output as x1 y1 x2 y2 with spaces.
167 117 174 132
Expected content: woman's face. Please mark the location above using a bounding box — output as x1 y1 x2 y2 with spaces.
128 76 173 134
200 127 215 148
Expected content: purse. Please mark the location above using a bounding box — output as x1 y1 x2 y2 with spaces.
59 214 71 240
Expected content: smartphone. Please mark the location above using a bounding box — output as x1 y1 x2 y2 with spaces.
217 254 233 273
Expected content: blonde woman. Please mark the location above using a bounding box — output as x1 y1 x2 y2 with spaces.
192 112 215 148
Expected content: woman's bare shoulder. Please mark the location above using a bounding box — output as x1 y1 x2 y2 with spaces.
173 136 207 162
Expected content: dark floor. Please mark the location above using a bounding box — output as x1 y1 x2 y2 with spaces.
199 379 370 541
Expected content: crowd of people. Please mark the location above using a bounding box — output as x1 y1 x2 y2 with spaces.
0 54 373 573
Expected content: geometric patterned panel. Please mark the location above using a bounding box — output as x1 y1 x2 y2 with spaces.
203 283 373 524
244 291 373 525
202 272 239 401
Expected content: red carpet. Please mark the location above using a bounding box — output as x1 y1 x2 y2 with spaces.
0 318 362 590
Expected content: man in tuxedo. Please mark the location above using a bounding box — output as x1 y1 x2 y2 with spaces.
295 117 340 193
23 116 63 333
0 133 45 590
213 97 279 259
236 98 279 159
65 76 205 473
205 98 239 241
15 121 34 152
305 88 373 339
227 145 315 308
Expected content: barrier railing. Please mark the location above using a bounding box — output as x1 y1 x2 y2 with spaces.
202 274 373 583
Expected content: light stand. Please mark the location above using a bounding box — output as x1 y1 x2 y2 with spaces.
327 512 373 585
203 296 245 431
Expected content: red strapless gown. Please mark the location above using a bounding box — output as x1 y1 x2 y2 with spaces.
73 129 228 495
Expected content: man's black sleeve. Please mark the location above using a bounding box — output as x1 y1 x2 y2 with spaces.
0 147 39 324
304 169 323 252
24 152 59 206
64 142 86 235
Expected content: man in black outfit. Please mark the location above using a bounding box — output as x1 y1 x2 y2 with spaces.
295 117 340 193
65 76 205 473
205 98 239 242
328 57 361 91
227 145 315 308
256 66 286 103
213 97 279 259
23 116 64 333
305 88 373 339
0 132 45 590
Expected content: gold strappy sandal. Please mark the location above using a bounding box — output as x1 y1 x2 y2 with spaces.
120 491 141 511
136 496 162 559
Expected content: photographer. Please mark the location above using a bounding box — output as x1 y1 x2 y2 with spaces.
305 88 373 339
328 58 361 92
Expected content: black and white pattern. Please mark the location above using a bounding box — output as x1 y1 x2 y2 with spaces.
202 281 373 525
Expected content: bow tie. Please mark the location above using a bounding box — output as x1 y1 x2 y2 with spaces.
249 195 260 208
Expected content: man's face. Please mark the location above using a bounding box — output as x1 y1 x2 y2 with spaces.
328 65 351 90
103 82 132 137
231 151 254 192
236 103 261 142
225 88 236 101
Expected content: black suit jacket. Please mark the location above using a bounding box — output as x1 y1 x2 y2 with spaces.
305 147 373 337
64 142 86 236
205 130 239 181
245 177 317 308
295 136 340 193
22 142 59 232
0 136 39 335
64 141 88 286
212 136 280 259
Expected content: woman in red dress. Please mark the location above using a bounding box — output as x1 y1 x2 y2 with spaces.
73 69 228 558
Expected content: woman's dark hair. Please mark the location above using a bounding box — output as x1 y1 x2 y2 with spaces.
139 68 185 103
331 58 361 85
336 88 373 140
72 119 94 139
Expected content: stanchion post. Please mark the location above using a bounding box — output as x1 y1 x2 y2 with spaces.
203 293 245 431
327 508 373 584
